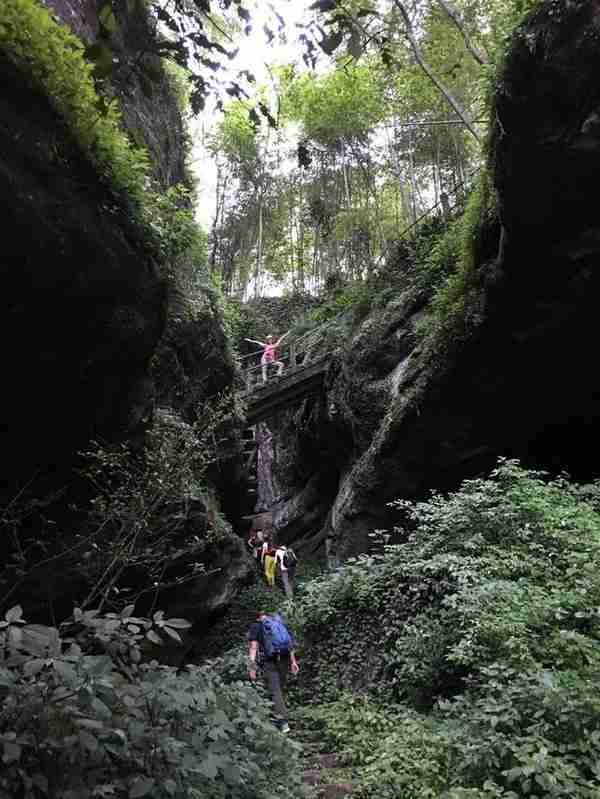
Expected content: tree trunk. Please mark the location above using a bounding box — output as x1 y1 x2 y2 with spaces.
392 0 481 142
254 193 263 299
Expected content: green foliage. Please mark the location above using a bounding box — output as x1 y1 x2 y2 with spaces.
283 63 385 146
415 171 498 347
143 185 204 266
211 101 258 164
0 605 303 799
0 0 212 298
0 0 150 205
288 460 600 797
304 281 371 326
76 396 241 610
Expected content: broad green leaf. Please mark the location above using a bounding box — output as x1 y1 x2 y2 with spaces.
5 605 23 623
2 741 21 764
129 777 154 798
146 630 163 646
24 658 46 677
0 668 16 686
53 659 78 684
21 625 60 657
91 697 112 721
79 730 98 752
163 618 192 629
163 626 182 644
198 755 219 779
98 3 118 34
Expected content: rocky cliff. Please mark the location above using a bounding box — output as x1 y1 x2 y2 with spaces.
269 0 600 562
0 0 250 622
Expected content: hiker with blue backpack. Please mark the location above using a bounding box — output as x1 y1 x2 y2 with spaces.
247 611 299 733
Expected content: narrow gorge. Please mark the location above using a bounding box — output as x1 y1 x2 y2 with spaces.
2 1 600 797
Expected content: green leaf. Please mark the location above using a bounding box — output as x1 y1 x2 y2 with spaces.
21 625 60 657
120 604 136 619
32 773 49 793
146 630 163 646
0 668 16 686
76 718 106 732
91 697 112 721
2 741 21 764
163 626 182 644
24 658 46 677
198 755 219 779
53 659 78 684
5 606 23 623
99 3 118 34
163 618 192 629
79 730 98 752
129 777 154 798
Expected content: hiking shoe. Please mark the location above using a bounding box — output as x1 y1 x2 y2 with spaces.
279 722 290 734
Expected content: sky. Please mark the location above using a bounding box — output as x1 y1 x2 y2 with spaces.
189 0 319 228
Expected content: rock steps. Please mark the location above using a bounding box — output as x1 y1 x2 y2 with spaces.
291 715 354 798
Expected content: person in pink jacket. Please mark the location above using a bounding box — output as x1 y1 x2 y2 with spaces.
245 331 290 383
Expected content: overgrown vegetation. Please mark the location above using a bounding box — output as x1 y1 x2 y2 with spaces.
288 460 600 797
0 0 149 204
0 603 303 799
0 0 207 280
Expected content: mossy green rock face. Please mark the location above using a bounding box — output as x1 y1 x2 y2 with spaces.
43 0 186 188
273 0 600 562
0 57 166 492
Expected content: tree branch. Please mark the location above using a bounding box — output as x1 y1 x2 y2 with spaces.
392 0 481 142
433 0 489 66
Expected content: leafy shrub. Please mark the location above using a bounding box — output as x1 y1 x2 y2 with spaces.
415 172 498 347
0 604 303 799
76 398 242 612
288 460 600 796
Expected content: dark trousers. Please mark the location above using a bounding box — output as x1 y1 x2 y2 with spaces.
263 656 290 720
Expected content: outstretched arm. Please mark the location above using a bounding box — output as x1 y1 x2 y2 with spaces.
245 338 265 347
275 330 290 347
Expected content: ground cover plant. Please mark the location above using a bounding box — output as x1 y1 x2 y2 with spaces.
0 602 304 799
287 460 600 797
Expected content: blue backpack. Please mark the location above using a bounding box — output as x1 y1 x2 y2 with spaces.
261 614 292 659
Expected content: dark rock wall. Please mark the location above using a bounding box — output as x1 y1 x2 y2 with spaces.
270 0 600 562
0 56 165 493
44 0 99 42
0 1 251 620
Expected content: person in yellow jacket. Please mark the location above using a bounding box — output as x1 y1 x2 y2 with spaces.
262 537 277 589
